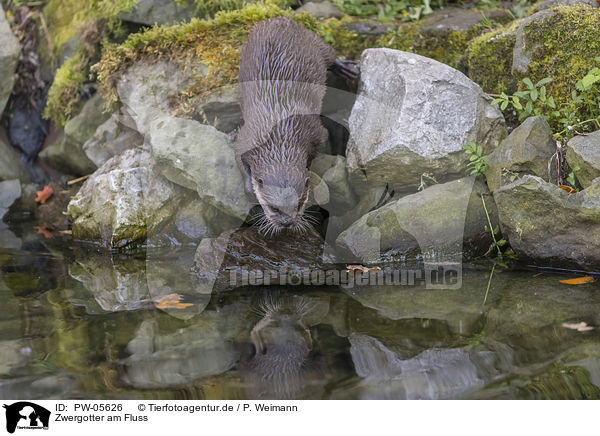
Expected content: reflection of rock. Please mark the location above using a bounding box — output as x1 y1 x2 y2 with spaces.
346 48 505 196
67 148 186 248
494 175 600 269
336 178 497 262
341 334 497 399
192 226 329 292
486 116 557 192
122 313 244 388
566 130 600 189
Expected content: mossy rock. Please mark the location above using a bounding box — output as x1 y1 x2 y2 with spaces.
465 21 520 95
379 7 514 69
512 6 600 126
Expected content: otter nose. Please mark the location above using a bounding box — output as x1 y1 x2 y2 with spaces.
280 221 293 228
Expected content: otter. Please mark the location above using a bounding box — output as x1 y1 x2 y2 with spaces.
235 17 355 235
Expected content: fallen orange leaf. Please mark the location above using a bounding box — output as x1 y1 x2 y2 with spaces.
35 185 54 204
562 322 595 332
34 226 53 239
156 301 194 309
346 265 382 275
559 276 595 285
558 185 577 194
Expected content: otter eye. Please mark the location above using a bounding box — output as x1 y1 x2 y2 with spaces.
257 178 263 186
305 179 310 188
271 206 282 215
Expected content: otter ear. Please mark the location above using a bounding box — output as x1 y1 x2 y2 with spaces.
308 171 329 206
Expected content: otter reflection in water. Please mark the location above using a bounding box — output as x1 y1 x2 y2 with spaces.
239 292 330 399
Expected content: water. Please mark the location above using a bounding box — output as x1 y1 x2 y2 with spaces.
1 223 600 400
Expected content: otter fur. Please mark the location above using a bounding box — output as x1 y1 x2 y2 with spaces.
235 17 337 234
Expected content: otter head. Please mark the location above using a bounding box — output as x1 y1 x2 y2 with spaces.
251 163 310 232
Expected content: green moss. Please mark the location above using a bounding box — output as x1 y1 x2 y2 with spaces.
465 21 520 94
376 9 513 69
176 0 296 17
44 52 87 126
516 6 600 128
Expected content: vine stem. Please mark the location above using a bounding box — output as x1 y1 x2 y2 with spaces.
483 263 496 306
481 193 502 258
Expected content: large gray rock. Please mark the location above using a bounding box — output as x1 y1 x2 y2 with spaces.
39 94 110 175
0 5 19 115
66 148 186 248
566 131 600 189
486 116 557 192
82 111 143 167
120 0 197 25
336 177 498 263
346 48 506 196
148 115 251 220
494 175 600 269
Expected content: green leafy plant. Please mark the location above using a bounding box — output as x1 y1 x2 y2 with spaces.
464 141 487 176
491 77 556 121
330 0 435 20
566 165 580 190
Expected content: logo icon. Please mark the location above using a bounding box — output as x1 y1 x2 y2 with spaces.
3 402 50 434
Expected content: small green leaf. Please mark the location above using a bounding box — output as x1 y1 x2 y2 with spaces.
547 96 556 108
523 78 534 89
539 86 546 101
497 239 507 247
500 100 508 110
536 77 552 87
530 88 538 101
525 101 533 114
491 98 503 105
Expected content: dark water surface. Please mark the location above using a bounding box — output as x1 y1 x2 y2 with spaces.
1 223 600 400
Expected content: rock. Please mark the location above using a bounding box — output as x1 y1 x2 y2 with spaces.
566 131 600 189
0 5 20 114
39 94 110 175
0 179 21 221
148 115 251 220
296 1 343 19
116 61 198 135
345 21 392 36
174 84 242 133
509 6 600 130
336 178 497 263
192 226 329 292
486 116 557 192
493 175 600 269
346 48 506 197
512 10 555 75
529 0 598 14
310 153 357 214
148 193 242 246
422 7 511 33
0 133 29 183
120 0 197 26
66 148 185 248
466 23 519 95
82 111 143 167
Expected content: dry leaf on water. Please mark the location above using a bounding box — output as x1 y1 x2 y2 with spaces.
562 322 595 332
346 265 382 275
559 276 595 285
142 293 194 309
35 185 53 204
558 185 577 194
34 226 53 238
156 301 194 309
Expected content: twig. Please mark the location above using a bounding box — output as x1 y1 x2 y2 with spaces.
483 263 496 306
67 174 91 185
481 193 502 258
